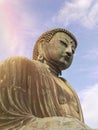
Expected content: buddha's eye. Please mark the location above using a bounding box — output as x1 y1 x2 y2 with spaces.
72 47 75 54
60 40 67 47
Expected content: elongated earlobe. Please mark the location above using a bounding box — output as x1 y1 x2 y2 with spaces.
37 55 44 62
37 41 45 62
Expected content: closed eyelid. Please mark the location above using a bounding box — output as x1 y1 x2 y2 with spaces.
71 47 75 54
72 49 75 54
59 40 67 46
71 41 76 48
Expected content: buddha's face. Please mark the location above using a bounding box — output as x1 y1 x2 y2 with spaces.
43 32 76 70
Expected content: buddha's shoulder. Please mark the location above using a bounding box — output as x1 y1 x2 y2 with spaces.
0 56 33 63
0 56 46 70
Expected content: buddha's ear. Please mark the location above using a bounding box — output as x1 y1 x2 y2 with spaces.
37 40 45 62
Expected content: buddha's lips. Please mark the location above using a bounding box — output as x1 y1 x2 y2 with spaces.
62 55 71 61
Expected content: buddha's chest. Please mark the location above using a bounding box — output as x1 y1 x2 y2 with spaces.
53 77 79 114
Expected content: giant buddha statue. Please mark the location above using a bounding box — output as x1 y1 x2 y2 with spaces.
0 28 92 129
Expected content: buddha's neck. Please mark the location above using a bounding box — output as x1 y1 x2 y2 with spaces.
44 60 61 77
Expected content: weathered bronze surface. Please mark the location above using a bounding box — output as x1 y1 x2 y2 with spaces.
0 28 93 129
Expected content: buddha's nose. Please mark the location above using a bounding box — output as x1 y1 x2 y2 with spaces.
66 52 72 57
65 47 72 57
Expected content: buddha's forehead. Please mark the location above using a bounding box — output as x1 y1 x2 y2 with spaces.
52 32 73 40
50 32 76 47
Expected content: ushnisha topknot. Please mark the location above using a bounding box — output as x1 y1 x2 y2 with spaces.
33 28 77 60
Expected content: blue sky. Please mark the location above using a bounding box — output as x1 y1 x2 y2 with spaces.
0 0 98 128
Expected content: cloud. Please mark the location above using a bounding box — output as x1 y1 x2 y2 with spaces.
78 47 98 79
82 48 98 60
79 84 98 128
0 0 40 60
53 0 98 28
78 65 98 80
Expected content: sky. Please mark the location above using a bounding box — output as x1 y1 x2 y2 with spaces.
0 0 98 128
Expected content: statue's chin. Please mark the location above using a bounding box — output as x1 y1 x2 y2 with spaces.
59 62 72 70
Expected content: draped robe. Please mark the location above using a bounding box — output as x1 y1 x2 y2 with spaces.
0 56 84 129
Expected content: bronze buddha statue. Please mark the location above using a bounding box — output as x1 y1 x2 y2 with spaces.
0 28 91 129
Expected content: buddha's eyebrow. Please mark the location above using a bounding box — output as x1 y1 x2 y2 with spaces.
59 39 67 43
63 38 69 43
59 38 68 44
59 40 67 46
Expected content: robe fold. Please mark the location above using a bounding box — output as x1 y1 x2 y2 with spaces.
0 56 84 129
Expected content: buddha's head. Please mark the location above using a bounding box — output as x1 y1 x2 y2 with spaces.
33 28 77 70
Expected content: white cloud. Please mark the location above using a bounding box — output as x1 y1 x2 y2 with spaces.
78 65 98 80
78 48 98 79
53 0 98 28
79 84 98 128
0 0 41 60
82 48 98 60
